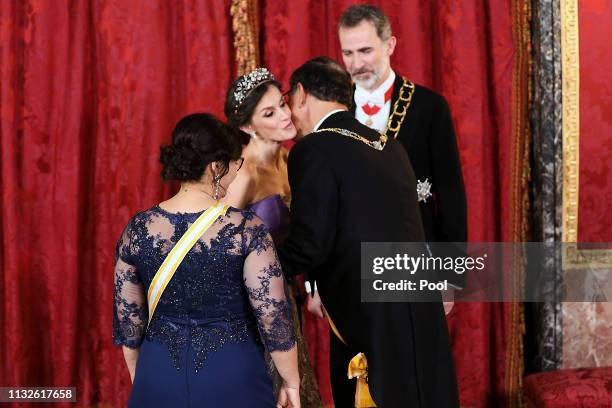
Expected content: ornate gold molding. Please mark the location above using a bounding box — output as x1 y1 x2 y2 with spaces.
563 244 612 269
561 0 580 243
560 3 612 266
230 0 260 76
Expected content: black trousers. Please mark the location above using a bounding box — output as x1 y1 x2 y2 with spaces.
330 330 360 408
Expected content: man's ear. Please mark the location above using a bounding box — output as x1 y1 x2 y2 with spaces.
386 36 397 57
296 82 307 107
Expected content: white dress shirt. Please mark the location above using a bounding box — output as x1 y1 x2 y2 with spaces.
354 70 396 133
312 109 347 132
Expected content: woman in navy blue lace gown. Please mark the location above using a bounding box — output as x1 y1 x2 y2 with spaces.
113 113 300 407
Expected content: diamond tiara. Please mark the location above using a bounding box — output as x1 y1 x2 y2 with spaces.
232 68 275 113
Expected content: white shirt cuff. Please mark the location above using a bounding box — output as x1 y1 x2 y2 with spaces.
304 281 317 294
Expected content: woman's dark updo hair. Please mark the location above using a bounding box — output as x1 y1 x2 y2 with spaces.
159 113 243 181
224 77 282 131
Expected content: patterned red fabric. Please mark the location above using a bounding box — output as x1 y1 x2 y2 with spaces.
262 1 522 406
0 1 234 407
578 1 612 242
524 368 612 407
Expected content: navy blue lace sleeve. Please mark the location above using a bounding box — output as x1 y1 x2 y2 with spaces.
243 216 296 352
113 218 148 349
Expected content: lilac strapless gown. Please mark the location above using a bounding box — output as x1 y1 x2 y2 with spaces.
248 194 290 245
248 194 324 408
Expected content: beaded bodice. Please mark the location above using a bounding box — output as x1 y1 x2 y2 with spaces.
113 206 295 371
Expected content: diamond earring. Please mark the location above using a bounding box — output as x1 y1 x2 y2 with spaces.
213 175 222 200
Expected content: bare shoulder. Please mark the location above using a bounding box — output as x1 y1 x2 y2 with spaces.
225 162 257 208
243 161 261 188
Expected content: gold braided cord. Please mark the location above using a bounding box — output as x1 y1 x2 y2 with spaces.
506 0 532 406
230 0 260 76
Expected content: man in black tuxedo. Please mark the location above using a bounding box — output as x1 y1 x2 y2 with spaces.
277 57 459 408
337 5 467 289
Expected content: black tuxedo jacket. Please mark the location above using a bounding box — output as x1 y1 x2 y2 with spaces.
352 77 468 288
278 111 459 407
351 77 467 243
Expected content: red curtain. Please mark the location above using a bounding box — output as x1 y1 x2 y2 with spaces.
0 1 234 406
262 1 524 406
1 1 526 407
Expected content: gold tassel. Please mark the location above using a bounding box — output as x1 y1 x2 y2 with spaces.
348 353 377 408
230 0 260 76
326 313 377 407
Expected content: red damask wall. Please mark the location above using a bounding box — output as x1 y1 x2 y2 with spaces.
578 0 612 242
560 0 612 373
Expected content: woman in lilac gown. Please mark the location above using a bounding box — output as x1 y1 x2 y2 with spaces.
113 113 300 407
224 69 323 407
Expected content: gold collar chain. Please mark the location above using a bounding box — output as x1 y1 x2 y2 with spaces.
317 78 415 151
383 78 415 140
316 127 388 151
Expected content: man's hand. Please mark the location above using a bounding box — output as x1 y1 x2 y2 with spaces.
306 291 325 318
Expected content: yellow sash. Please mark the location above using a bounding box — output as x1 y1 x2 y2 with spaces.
326 313 377 407
147 202 229 323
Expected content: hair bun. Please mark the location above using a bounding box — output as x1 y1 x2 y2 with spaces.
159 113 243 182
159 142 207 181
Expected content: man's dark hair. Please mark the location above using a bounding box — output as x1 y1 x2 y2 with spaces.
289 57 352 108
338 4 392 40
